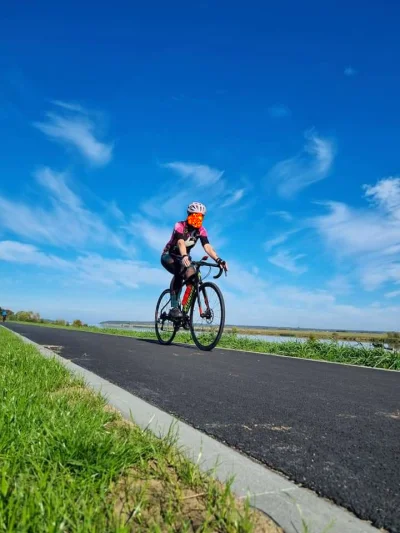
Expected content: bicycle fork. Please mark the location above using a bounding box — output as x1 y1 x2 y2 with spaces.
195 284 212 319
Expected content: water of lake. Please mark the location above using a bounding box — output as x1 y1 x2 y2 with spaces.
95 324 382 349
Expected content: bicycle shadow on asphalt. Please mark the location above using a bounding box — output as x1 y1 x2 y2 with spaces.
129 337 215 355
129 337 205 353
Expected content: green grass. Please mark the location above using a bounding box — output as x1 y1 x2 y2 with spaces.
0 327 280 532
8 320 400 370
100 323 391 343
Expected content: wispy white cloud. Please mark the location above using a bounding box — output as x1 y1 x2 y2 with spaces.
0 241 71 269
224 287 400 330
268 249 308 274
0 167 130 253
224 261 269 293
34 102 113 166
268 131 335 198
384 289 400 299
5 237 400 331
274 286 334 306
107 200 125 221
141 161 246 233
76 254 168 289
36 166 81 210
221 188 246 207
363 177 400 220
0 240 168 290
128 216 171 253
265 234 290 251
344 66 357 77
313 177 400 290
326 275 353 294
270 210 293 222
264 229 299 251
268 104 291 118
163 162 224 186
140 190 194 221
51 100 86 113
203 224 228 251
314 200 400 258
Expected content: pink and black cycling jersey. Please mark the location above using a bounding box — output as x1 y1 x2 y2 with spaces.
163 221 209 256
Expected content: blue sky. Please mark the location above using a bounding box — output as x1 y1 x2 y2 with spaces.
1 1 400 330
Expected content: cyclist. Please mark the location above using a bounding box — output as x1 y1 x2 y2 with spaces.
161 202 228 318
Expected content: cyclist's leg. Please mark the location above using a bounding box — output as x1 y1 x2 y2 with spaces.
183 263 196 283
161 254 182 309
161 253 175 275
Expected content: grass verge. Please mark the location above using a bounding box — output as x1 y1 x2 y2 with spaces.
100 323 390 343
0 327 281 532
8 321 400 370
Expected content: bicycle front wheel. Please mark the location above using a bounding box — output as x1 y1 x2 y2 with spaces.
189 282 225 351
155 289 178 345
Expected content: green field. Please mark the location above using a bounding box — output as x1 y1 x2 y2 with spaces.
8 321 400 370
0 327 279 532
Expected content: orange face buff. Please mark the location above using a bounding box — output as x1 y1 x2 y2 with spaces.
187 212 204 228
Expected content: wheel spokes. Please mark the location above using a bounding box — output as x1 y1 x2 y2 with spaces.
155 292 176 343
191 285 223 348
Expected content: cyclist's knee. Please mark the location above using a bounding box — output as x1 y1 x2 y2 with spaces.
161 253 175 274
185 266 196 280
161 253 171 265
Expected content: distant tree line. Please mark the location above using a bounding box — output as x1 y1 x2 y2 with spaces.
4 309 87 328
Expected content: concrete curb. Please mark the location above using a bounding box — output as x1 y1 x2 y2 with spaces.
5 326 379 533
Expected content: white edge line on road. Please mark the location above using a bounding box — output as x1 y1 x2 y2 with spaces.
4 326 379 533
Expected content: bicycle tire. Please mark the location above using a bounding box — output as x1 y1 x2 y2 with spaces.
155 289 178 345
189 281 225 351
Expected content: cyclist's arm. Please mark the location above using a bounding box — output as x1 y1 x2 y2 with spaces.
200 228 222 263
172 222 189 259
177 238 188 257
203 242 228 271
203 242 218 260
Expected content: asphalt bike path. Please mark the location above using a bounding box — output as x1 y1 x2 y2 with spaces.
5 323 400 532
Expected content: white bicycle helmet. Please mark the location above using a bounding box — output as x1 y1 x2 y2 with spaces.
187 202 207 215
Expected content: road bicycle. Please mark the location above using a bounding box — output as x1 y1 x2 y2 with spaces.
155 256 227 351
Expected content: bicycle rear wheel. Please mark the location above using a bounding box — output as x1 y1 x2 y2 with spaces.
189 282 225 351
155 289 178 345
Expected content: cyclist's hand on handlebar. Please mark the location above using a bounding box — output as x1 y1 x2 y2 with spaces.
182 255 191 268
216 257 228 271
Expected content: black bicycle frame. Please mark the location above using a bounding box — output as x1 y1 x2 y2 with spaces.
180 261 223 316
